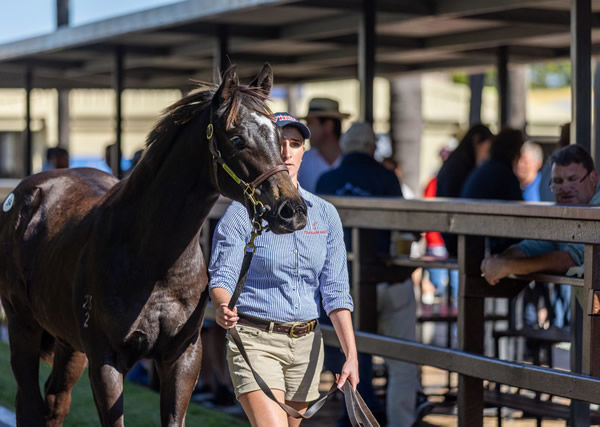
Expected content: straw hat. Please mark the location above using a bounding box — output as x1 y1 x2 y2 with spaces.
303 97 351 120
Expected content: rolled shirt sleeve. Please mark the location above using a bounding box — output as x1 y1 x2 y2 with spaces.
319 202 354 316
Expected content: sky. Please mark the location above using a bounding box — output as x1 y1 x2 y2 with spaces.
0 0 182 44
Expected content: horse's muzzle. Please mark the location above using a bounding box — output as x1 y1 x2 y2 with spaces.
268 198 307 234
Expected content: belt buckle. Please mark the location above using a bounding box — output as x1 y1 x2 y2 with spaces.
289 322 303 338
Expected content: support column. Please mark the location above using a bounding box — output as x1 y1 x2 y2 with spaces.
214 25 229 81
509 65 527 132
497 46 509 128
56 0 70 150
359 0 375 124
24 68 33 177
594 61 600 167
113 46 124 178
469 74 484 126
571 0 591 154
286 85 298 116
457 234 485 427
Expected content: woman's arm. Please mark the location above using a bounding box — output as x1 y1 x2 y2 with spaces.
210 287 238 329
329 308 359 391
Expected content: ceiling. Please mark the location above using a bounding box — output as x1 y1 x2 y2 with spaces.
0 0 599 89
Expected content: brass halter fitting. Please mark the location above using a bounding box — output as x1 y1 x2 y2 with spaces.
205 118 286 243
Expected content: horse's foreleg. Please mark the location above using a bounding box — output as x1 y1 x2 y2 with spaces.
87 351 125 427
2 299 45 425
43 342 87 426
155 337 203 427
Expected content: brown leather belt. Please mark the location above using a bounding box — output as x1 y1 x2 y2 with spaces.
237 315 317 338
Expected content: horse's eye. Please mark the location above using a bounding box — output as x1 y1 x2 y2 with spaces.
230 136 246 148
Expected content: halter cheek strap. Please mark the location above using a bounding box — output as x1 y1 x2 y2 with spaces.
205 121 288 240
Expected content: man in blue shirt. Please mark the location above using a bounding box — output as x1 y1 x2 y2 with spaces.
481 145 600 328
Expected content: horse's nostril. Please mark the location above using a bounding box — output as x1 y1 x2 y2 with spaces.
277 200 294 221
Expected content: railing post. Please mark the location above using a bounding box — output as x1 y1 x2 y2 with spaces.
457 234 485 427
351 228 378 333
572 243 600 425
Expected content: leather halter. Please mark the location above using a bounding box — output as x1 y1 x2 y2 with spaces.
205 118 288 241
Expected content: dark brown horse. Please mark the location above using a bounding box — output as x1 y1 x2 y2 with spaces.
0 64 307 426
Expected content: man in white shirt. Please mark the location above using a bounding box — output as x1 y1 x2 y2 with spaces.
298 98 350 192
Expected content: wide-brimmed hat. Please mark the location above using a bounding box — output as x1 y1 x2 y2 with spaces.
303 97 351 120
274 112 311 139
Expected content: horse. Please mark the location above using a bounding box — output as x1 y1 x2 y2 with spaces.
0 64 307 426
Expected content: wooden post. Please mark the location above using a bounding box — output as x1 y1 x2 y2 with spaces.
457 234 485 427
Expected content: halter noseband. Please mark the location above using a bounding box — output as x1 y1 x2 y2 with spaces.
206 119 288 249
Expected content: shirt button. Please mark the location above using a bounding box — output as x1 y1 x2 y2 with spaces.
294 304 299 308
293 249 298 254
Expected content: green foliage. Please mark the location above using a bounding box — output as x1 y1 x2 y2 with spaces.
530 62 571 88
0 341 248 426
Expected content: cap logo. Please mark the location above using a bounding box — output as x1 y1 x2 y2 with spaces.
275 114 298 123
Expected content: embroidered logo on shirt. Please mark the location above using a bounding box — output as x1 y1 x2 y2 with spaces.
305 221 327 235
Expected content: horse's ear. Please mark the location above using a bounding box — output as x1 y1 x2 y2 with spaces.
214 65 239 105
249 63 273 96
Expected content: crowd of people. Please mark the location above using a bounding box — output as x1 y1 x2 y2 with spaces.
41 96 589 427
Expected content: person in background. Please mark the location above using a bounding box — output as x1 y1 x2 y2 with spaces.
539 123 570 202
209 112 358 427
517 141 544 202
481 145 600 330
44 146 69 170
298 98 350 192
436 124 493 257
381 157 416 199
317 122 423 427
460 128 524 254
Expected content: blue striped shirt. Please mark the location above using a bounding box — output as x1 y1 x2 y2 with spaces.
208 187 353 322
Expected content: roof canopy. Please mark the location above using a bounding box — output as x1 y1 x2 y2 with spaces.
0 0 598 89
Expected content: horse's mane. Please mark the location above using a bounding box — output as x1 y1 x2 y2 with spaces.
125 81 273 192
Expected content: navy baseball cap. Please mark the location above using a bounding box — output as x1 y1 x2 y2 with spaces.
274 112 311 139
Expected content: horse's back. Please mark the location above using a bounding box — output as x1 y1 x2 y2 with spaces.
0 168 118 294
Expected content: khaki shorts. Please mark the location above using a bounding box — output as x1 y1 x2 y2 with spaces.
226 323 324 402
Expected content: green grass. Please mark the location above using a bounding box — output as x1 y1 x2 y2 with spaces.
0 340 248 426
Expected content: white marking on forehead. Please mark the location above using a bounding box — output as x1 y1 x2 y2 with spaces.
2 193 14 212
251 112 276 137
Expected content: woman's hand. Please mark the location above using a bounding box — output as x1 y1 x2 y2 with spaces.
216 303 238 329
336 356 359 392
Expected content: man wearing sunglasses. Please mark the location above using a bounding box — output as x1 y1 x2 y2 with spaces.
480 145 599 327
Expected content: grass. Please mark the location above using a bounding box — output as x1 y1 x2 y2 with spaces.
0 340 248 426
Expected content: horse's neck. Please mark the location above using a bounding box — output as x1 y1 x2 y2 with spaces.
114 122 218 261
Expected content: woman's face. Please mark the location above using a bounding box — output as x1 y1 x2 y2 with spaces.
280 126 305 185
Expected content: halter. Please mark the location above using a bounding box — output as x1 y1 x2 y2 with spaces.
205 118 288 250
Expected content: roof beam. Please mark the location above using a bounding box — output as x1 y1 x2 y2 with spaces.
433 0 552 17
285 0 434 15
424 24 568 51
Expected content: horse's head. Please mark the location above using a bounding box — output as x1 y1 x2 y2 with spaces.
208 64 307 234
